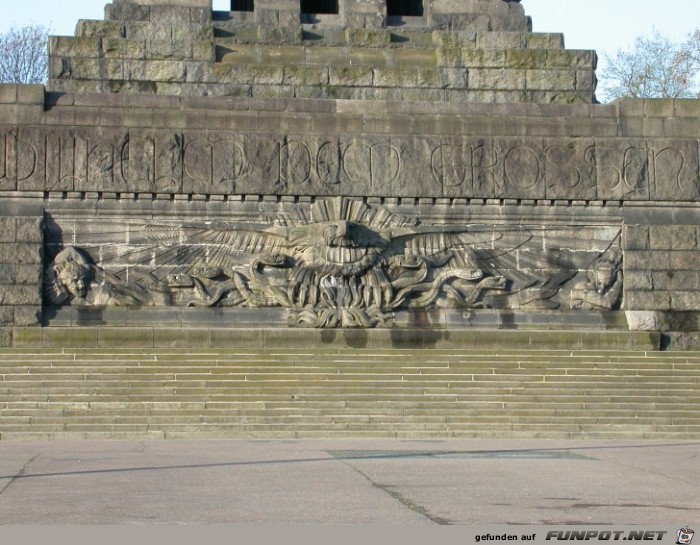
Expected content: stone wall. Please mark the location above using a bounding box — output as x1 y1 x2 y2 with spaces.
1 83 699 345
2 90 697 201
1 1 699 347
47 0 596 103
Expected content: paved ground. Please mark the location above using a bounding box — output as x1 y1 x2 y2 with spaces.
0 439 698 525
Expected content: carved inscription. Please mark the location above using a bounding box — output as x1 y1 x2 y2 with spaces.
16 131 38 185
650 141 700 200
0 130 10 190
503 145 542 195
280 140 312 188
1 126 698 201
317 141 341 186
341 141 401 189
544 141 597 200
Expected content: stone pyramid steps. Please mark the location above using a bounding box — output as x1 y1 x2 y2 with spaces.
1 348 699 440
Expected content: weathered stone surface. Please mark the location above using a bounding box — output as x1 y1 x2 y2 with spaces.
0 285 41 306
0 1 698 338
4 119 700 202
13 306 41 326
46 0 596 104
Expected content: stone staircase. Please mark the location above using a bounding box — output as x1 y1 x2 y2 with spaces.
2 348 699 440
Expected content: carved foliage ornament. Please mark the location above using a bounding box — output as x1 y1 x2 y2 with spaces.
44 198 623 327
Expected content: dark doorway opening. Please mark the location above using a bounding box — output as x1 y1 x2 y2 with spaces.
387 0 423 16
301 0 339 14
232 0 254 12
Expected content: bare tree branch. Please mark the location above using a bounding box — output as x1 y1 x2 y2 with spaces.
599 29 699 102
0 25 50 85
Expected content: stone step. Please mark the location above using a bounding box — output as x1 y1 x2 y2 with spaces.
213 42 593 74
3 412 697 427
4 400 698 413
1 402 694 416
4 421 697 436
2 348 699 439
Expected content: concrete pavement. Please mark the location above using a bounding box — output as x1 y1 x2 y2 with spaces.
0 439 698 524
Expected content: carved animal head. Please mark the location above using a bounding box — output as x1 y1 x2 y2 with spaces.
288 220 391 277
588 249 622 294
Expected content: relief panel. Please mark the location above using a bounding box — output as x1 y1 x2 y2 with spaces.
44 197 624 328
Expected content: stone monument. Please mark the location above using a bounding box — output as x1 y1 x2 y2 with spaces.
0 0 698 348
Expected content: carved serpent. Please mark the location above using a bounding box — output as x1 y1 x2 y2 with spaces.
393 271 505 309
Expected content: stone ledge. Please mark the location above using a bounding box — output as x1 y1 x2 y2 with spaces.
41 307 631 331
11 326 661 351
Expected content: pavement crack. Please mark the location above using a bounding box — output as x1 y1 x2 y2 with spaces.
0 454 39 496
341 461 452 525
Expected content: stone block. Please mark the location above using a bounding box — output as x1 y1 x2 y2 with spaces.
11 327 42 348
626 310 658 331
345 29 389 48
506 49 547 69
469 68 525 90
674 100 700 117
192 41 214 62
393 48 438 68
106 3 151 21
647 225 676 250
328 67 374 87
15 86 44 106
624 250 670 271
42 327 99 347
189 7 211 23
671 291 700 311
13 306 41 326
575 70 597 92
526 33 564 50
653 225 697 250
102 38 147 60
460 48 506 68
0 243 42 265
119 0 210 6
14 218 43 243
263 328 318 349
625 291 672 311
0 285 41 306
670 251 700 271
644 99 674 118
625 270 654 291
547 50 596 69
0 84 18 103
477 32 525 50
98 327 154 347
50 36 102 58
126 308 182 326
210 327 263 348
662 118 700 139
344 48 385 67
282 66 329 86
153 327 210 347
0 307 13 326
526 69 576 91
0 218 16 242
0 328 11 347
75 20 128 39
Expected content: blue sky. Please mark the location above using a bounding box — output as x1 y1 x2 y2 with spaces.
0 0 697 68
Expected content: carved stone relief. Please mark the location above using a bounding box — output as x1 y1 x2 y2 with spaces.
44 197 624 328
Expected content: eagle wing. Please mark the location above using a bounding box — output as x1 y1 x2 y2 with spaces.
137 221 290 276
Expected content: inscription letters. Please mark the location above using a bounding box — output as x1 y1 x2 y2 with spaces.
1 126 698 201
